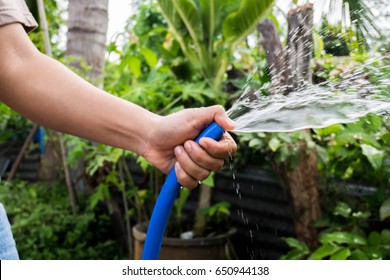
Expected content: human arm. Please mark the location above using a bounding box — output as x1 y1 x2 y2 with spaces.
0 23 237 188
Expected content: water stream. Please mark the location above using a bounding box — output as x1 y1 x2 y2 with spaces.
228 59 390 133
225 56 389 259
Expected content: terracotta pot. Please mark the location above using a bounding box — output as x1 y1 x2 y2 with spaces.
132 223 236 260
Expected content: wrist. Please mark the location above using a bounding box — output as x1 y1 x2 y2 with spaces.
138 111 163 156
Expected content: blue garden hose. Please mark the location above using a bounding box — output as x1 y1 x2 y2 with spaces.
142 121 225 260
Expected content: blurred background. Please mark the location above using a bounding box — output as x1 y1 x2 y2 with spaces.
0 0 389 260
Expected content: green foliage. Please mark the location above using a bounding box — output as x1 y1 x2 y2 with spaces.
280 238 310 260
282 200 390 260
105 3 225 112
157 0 274 90
75 142 151 225
320 21 350 56
236 130 315 170
0 181 122 259
0 105 31 143
313 30 325 59
200 202 231 226
174 188 191 227
316 0 383 54
313 114 390 187
380 199 390 221
26 0 66 57
127 1 168 54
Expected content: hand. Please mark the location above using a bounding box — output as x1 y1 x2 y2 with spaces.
143 106 237 189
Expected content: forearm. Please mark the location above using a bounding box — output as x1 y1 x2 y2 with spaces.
0 24 157 156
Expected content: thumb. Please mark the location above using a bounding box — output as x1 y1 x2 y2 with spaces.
194 105 236 132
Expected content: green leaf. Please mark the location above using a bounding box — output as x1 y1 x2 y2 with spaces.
200 0 240 47
349 249 369 260
129 56 142 78
283 238 309 253
269 137 281 152
351 233 367 246
222 0 274 49
175 187 190 220
330 248 351 260
315 145 329 164
314 217 330 228
382 132 390 145
364 247 382 260
141 48 158 68
203 171 214 187
172 0 204 43
310 244 340 260
368 231 382 247
158 0 186 36
313 30 325 59
380 198 390 221
314 124 344 136
136 156 152 172
351 211 371 220
320 232 353 245
157 0 197 64
361 144 384 170
333 202 352 218
281 249 308 260
249 138 263 148
366 114 382 130
107 42 117 53
276 133 291 143
381 230 390 244
276 146 289 163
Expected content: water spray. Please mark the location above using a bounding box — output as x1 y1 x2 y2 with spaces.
141 57 390 259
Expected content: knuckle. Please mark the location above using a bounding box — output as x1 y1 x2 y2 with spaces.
175 164 186 180
199 170 210 181
177 172 187 185
190 148 203 162
216 160 225 170
211 160 224 171
213 105 225 113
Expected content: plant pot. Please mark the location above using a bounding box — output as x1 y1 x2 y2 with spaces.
132 223 236 260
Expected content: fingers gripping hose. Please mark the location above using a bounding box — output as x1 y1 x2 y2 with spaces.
142 122 225 260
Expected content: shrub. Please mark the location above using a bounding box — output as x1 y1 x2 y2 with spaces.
0 180 122 259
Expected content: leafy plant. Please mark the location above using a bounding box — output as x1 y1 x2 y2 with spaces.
157 0 274 91
0 104 31 143
314 114 390 187
235 130 315 171
0 180 122 259
200 202 231 227
25 0 66 58
281 200 390 260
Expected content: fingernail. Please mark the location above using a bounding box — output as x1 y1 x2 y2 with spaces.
174 146 183 156
184 141 192 153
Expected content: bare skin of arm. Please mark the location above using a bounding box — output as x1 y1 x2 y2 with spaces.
0 23 237 189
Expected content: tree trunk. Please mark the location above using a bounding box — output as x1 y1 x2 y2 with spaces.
66 0 109 80
275 140 321 248
258 4 321 248
66 0 133 252
286 4 314 90
257 19 290 94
